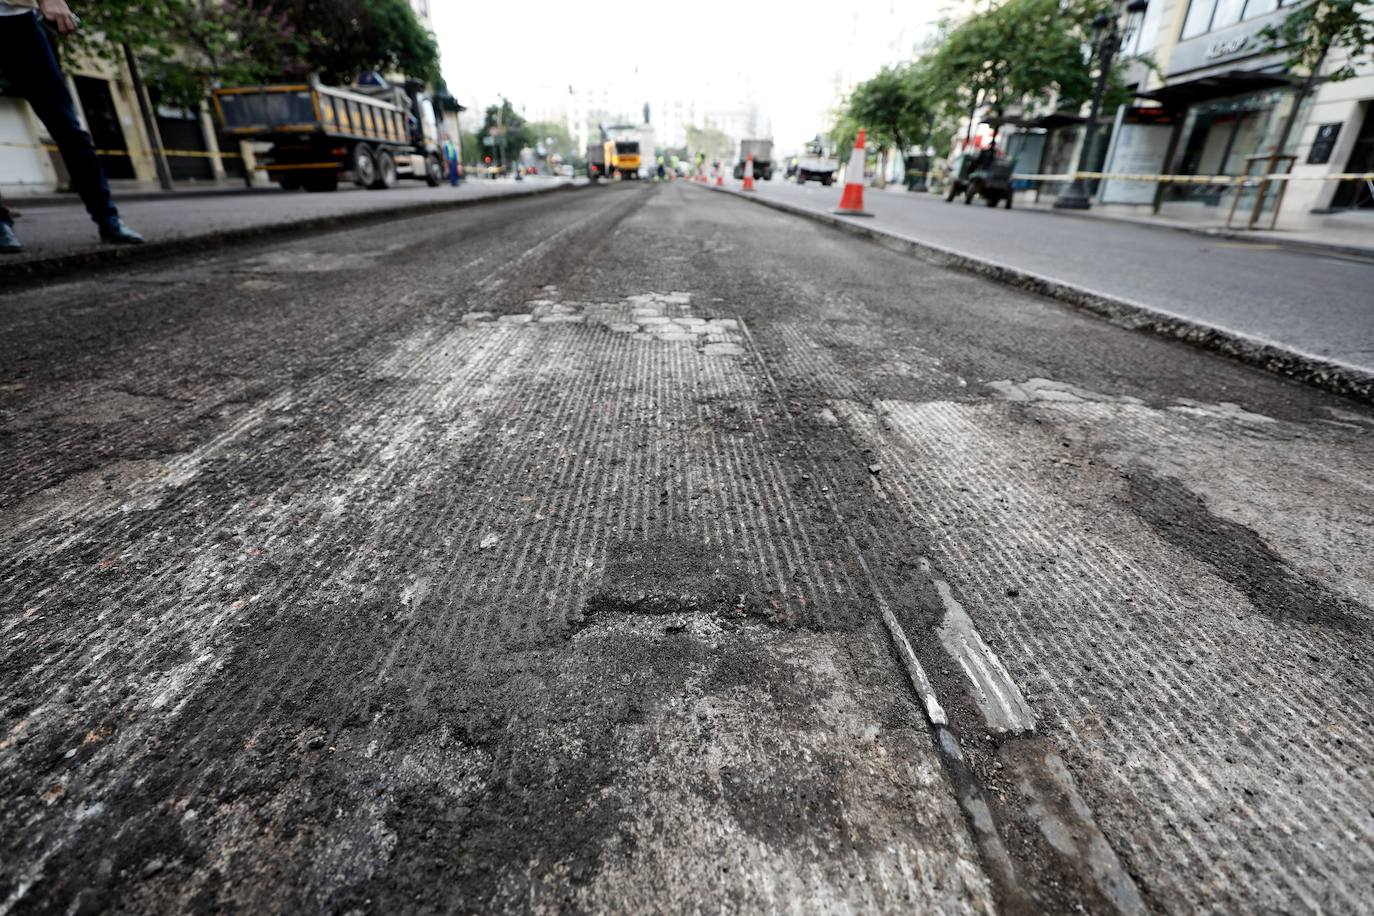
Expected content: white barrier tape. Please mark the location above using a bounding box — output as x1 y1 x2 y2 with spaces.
1011 170 1374 184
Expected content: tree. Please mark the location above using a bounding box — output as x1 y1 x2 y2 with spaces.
285 0 441 87
527 120 576 160
1262 0 1374 155
684 124 733 161
928 0 1105 143
60 0 440 112
60 0 308 111
477 100 530 169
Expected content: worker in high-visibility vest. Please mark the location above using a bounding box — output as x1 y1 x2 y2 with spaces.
442 136 460 187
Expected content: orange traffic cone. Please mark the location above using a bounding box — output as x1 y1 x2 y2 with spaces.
742 153 755 191
715 163 725 187
834 130 873 217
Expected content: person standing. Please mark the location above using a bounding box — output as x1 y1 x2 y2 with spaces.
442 134 459 187
0 0 144 253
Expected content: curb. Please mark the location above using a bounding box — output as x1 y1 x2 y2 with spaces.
704 184 1374 404
0 183 583 290
873 186 1374 264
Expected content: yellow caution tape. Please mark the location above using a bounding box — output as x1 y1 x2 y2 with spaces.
1012 170 1374 184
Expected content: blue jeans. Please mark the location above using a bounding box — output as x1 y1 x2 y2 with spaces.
0 12 118 226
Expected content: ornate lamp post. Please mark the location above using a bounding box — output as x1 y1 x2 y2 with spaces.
1054 0 1149 210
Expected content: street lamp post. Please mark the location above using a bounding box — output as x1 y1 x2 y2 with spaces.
1055 0 1148 210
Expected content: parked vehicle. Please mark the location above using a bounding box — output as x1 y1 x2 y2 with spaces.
945 149 1015 207
214 75 444 192
795 141 838 186
733 139 774 180
586 142 606 181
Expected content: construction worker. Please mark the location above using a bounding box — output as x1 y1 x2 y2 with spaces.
442 135 460 187
0 0 144 252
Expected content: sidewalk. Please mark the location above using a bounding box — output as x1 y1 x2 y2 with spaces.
722 179 1374 398
1 176 581 280
876 182 1374 260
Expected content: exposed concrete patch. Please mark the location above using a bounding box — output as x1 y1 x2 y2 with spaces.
925 558 1037 735
1000 740 1149 916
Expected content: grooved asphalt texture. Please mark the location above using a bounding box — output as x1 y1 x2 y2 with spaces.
2 182 1371 914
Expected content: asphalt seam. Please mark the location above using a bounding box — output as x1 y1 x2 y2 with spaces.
701 184 1374 405
0 183 586 291
733 316 1033 911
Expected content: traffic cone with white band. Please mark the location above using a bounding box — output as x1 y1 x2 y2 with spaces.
834 130 872 216
742 153 755 191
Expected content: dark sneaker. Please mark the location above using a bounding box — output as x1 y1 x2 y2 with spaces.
99 217 144 245
0 221 21 253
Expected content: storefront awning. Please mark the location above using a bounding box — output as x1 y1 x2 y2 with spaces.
1024 112 1086 130
1138 71 1292 109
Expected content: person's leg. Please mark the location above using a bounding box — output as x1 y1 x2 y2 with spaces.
0 12 117 226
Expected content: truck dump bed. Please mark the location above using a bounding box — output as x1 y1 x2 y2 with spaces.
213 82 409 146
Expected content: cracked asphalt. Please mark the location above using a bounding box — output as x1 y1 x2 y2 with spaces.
2 181 1371 914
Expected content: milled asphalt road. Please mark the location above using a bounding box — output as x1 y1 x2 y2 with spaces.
743 178 1374 372
2 182 1372 914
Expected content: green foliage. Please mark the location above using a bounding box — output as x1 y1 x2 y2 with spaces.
478 100 531 161
60 0 308 111
928 0 1100 125
1261 0 1374 81
59 0 440 112
684 123 733 160
527 120 575 159
287 0 441 86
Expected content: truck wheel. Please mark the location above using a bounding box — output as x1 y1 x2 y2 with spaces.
821 176 832 187
425 153 442 187
985 193 999 207
1005 192 1014 209
964 186 976 205
945 184 957 201
352 144 376 188
372 150 398 189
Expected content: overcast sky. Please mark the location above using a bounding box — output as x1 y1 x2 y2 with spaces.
432 1 951 148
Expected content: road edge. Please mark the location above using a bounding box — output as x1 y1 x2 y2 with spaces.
0 183 584 290
704 185 1374 404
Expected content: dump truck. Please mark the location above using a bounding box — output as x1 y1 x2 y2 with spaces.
586 142 607 180
213 75 445 192
733 139 774 180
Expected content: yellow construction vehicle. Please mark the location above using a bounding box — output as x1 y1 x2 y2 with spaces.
600 124 641 179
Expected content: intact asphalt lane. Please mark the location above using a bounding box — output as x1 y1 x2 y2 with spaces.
742 177 1374 375
2 181 1371 914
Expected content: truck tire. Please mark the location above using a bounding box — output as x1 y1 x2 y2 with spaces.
425 153 443 187
372 150 398 189
822 176 832 187
352 143 377 188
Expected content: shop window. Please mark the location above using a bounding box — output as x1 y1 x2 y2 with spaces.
1182 0 1216 39
1212 0 1246 28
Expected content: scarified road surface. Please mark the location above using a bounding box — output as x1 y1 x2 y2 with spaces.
2 182 1371 914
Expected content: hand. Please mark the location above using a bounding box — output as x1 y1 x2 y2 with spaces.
39 0 79 34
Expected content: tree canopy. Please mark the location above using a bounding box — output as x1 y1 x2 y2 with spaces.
1262 0 1374 82
62 0 441 111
